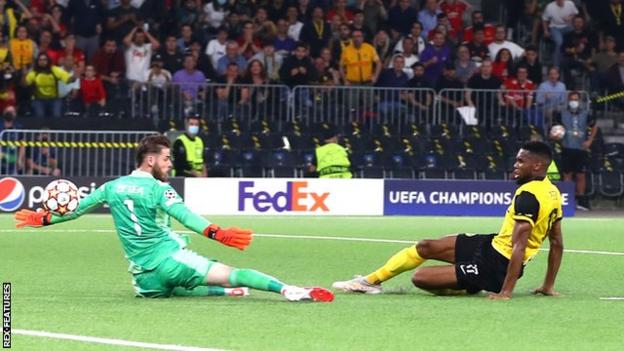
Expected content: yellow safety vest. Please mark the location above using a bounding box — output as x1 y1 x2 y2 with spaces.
315 143 352 179
176 134 204 175
547 161 561 182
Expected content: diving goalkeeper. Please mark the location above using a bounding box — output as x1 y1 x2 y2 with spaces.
15 135 333 302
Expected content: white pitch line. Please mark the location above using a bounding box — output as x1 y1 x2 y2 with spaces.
599 297 624 300
13 329 226 351
3 229 624 256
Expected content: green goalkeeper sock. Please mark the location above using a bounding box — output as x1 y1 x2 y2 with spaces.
172 286 228 297
228 269 284 293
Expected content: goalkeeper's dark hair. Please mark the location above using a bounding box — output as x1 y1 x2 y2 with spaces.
136 135 171 166
521 141 552 164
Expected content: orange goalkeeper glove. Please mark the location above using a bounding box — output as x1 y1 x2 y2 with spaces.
203 224 253 250
15 209 52 228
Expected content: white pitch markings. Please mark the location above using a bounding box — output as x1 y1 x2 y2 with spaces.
13 329 226 351
599 297 624 300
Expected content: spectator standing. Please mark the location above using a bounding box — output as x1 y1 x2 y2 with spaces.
159 35 184 75
173 114 207 177
542 0 578 67
274 19 296 60
123 26 160 84
106 0 141 43
357 0 388 36
177 24 194 53
454 45 477 84
406 63 435 121
488 25 525 61
561 15 596 88
24 53 75 119
57 35 86 73
280 42 316 88
25 133 61 176
206 27 228 69
502 65 537 126
389 36 418 78
372 30 393 67
285 6 303 41
9 26 37 70
80 65 106 116
440 0 471 37
189 41 216 81
393 22 426 56
465 60 503 128
536 67 567 126
0 107 24 175
516 45 543 85
464 25 490 64
216 41 247 76
463 10 496 45
57 55 81 113
91 38 125 99
376 54 410 116
419 31 452 85
251 43 282 82
587 36 617 93
418 0 442 39
172 55 206 103
492 48 514 81
202 0 228 35
299 6 331 58
66 0 104 61
340 29 382 86
388 0 418 39
599 0 624 50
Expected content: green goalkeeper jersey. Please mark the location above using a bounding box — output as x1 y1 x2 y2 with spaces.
50 170 211 272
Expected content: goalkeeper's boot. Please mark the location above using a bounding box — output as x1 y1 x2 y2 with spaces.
332 275 382 294
224 287 250 297
281 286 334 302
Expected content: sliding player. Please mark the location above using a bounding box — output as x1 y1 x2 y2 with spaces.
333 141 564 300
15 135 333 302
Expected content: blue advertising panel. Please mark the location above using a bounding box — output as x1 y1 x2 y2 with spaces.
384 180 575 217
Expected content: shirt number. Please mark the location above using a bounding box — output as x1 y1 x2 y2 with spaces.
124 199 142 236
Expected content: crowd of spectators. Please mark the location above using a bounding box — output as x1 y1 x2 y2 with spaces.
0 0 621 123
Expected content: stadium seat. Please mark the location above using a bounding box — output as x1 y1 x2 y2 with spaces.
598 170 624 198
421 168 447 179
360 167 385 178
451 168 478 180
237 150 265 178
207 150 237 177
286 133 317 151
266 151 298 178
483 169 507 180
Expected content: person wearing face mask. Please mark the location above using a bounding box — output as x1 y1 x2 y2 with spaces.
172 114 206 177
557 91 597 210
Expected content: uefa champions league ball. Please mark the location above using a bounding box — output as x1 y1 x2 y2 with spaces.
42 179 80 216
549 125 566 141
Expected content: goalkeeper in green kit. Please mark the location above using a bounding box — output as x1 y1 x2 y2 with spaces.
14 135 333 302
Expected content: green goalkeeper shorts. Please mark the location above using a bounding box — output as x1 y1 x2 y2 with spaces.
131 249 216 298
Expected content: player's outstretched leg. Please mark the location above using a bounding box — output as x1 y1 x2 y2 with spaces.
172 286 250 297
332 235 457 294
206 262 333 302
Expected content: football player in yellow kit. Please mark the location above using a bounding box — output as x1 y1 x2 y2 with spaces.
333 141 564 300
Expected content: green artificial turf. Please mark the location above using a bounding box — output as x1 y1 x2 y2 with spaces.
1 215 623 350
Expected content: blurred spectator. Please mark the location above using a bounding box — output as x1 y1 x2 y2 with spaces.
251 42 282 82
267 0 287 22
123 27 160 84
58 34 86 73
285 6 303 41
9 25 37 70
561 15 596 89
57 55 81 113
216 62 250 118
24 53 75 119
244 59 279 119
0 106 24 175
253 7 277 45
280 42 316 88
454 44 477 84
314 48 340 85
225 11 242 39
418 0 442 39
463 10 496 45
91 38 125 98
202 0 228 35
406 62 434 121
80 65 106 115
177 24 194 53
436 63 465 124
40 5 65 39
159 35 184 74
605 51 624 93
488 24 525 60
66 0 105 61
440 0 472 37
465 60 503 127
216 41 247 76
351 10 373 43
339 29 382 86
297 0 313 21
536 67 567 125
300 6 331 58
389 35 418 78
0 0 30 40
0 61 15 113
147 54 171 90
237 21 262 60
189 41 216 81
372 30 393 67
229 0 256 19
176 0 201 30
388 0 418 40
587 36 617 93
327 0 354 24
503 65 537 125
492 48 514 81
173 114 207 177
38 30 58 64
431 14 459 45
599 0 624 50
376 54 410 116
106 0 141 42
558 91 595 210
173 55 206 102
464 25 490 63
206 26 228 69
330 23 352 67
516 45 543 85
357 0 388 36
542 0 578 67
394 22 426 56
420 31 451 85
26 132 61 176
274 19 296 60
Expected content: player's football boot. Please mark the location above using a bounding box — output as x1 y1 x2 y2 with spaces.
224 287 250 296
331 275 382 294
281 286 334 302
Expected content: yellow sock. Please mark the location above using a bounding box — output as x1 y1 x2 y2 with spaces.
365 245 425 284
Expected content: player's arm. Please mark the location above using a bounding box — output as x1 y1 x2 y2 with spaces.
490 191 538 300
158 185 252 250
533 219 563 296
15 184 107 228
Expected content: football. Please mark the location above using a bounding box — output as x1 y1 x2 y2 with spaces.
42 179 80 216
549 125 566 141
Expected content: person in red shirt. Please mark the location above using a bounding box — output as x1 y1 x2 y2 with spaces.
326 0 354 24
439 0 471 36
502 65 538 127
80 65 106 116
237 21 263 60
58 35 85 72
492 48 514 81
462 10 495 45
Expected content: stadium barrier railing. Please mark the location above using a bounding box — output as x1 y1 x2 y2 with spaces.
0 129 158 177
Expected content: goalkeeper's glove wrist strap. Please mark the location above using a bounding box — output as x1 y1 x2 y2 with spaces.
42 213 51 226
204 224 220 239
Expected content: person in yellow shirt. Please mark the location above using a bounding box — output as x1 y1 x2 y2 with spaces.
24 53 76 118
333 141 564 300
9 25 36 70
339 29 382 85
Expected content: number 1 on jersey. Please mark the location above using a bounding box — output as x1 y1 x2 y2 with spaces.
124 199 142 236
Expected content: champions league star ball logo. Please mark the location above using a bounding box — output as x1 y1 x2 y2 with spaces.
0 177 25 212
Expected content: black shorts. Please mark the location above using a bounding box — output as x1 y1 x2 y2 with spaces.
561 148 588 173
455 234 523 294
